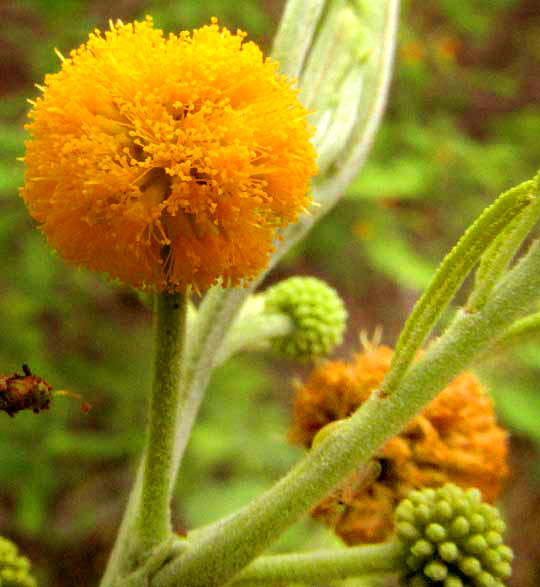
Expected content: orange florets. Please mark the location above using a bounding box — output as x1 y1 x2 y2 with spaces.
290 346 508 545
20 17 317 292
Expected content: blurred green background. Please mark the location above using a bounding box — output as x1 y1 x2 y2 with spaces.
1 0 540 585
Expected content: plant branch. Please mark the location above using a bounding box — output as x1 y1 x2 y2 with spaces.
153 240 540 587
215 313 293 366
487 311 540 350
229 541 402 585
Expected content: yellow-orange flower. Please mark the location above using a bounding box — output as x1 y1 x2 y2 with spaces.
290 346 508 545
20 17 317 292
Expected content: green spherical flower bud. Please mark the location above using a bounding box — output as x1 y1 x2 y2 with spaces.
395 484 513 587
470 514 487 533
460 556 482 577
0 537 36 587
406 574 429 587
450 516 470 538
399 521 422 542
264 276 347 359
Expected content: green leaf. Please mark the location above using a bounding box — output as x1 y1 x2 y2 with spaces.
380 177 536 397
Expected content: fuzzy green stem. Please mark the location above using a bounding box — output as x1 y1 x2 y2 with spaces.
467 176 540 312
379 178 535 398
170 287 249 483
491 311 540 348
136 291 188 551
153 240 540 587
101 293 189 585
229 541 403 585
215 312 293 366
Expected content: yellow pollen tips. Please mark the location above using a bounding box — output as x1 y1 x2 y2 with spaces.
53 47 65 62
20 17 318 292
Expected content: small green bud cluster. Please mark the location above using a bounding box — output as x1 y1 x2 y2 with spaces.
395 484 513 587
0 537 36 587
264 277 347 359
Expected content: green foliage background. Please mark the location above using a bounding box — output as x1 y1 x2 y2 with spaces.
1 0 540 585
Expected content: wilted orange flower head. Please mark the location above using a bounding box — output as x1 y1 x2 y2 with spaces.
20 17 317 292
290 346 508 545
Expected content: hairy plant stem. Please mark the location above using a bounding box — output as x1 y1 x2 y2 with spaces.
468 174 540 312
215 312 293 366
99 292 188 587
495 311 540 346
153 240 540 587
136 291 188 550
229 541 403 585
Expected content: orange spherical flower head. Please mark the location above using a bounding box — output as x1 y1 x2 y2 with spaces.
289 346 393 447
20 17 317 292
289 346 508 545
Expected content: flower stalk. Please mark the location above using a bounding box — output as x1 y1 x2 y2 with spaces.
228 541 402 585
135 291 189 551
215 298 294 365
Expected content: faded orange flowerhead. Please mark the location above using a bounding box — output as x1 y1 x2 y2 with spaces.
290 346 508 545
20 17 317 292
